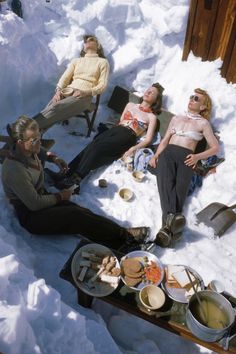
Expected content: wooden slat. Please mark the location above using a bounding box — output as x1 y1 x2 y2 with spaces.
208 0 236 60
182 0 198 60
221 7 236 82
0 135 10 143
191 0 219 60
225 40 236 82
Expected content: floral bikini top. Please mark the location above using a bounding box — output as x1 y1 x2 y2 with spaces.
120 110 148 137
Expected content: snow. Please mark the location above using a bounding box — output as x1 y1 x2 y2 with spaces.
0 0 236 353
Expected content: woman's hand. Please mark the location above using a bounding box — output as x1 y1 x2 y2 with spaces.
73 89 87 98
123 146 135 158
149 156 158 168
52 90 62 103
54 157 68 173
184 154 199 168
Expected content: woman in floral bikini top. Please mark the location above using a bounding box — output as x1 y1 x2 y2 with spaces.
120 109 148 137
45 82 164 190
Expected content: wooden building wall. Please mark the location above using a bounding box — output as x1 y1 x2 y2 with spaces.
182 0 236 83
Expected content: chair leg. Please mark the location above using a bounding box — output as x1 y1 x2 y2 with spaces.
87 109 97 137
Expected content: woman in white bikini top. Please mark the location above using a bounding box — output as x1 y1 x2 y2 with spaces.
150 89 219 169
171 127 203 141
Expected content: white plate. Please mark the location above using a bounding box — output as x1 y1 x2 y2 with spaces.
71 243 120 297
120 250 164 291
162 264 204 303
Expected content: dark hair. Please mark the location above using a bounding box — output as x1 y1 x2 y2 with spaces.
140 82 165 115
10 115 39 141
80 34 106 58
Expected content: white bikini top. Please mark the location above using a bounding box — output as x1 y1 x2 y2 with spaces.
172 129 203 141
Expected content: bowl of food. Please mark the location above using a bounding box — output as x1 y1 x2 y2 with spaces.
132 170 145 183
119 188 133 201
71 243 121 297
139 285 165 310
61 87 74 97
120 250 164 291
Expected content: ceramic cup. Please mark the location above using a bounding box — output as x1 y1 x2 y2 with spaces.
61 87 74 97
207 279 225 293
139 285 165 311
119 188 133 201
132 170 145 182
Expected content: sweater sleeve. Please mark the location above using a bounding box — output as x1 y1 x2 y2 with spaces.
57 59 76 89
90 59 110 96
6 164 58 211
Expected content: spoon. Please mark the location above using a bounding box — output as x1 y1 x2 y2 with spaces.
185 268 208 325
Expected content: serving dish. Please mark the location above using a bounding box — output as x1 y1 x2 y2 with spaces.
162 264 204 303
120 250 164 291
71 243 120 297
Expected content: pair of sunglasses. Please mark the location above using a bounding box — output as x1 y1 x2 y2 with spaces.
23 135 41 146
189 95 200 102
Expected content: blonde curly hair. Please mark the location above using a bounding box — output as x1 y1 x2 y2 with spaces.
194 88 212 120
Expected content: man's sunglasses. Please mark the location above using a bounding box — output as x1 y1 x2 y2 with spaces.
23 135 41 146
189 95 200 102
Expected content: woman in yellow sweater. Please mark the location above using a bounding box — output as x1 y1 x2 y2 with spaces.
33 35 110 131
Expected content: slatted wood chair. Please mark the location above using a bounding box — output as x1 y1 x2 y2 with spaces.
63 94 101 137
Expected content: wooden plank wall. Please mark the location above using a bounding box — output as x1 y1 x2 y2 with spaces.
182 0 236 83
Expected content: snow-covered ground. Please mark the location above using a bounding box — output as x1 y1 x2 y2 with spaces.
0 1 236 353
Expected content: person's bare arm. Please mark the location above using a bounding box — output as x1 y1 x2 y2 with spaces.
185 121 219 168
149 117 176 168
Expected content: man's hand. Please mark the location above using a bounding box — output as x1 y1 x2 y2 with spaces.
184 154 199 168
59 189 73 200
54 157 68 173
149 156 158 168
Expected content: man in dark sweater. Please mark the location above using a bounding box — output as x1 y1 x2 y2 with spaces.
1 116 150 251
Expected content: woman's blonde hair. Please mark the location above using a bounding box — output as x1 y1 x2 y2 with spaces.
195 88 212 120
11 115 39 141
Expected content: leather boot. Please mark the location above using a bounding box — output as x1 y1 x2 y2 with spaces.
166 213 186 235
155 226 172 247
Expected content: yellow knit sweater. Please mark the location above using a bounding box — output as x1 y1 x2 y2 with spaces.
57 53 110 96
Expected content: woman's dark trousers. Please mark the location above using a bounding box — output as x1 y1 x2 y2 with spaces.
67 125 136 178
155 144 194 222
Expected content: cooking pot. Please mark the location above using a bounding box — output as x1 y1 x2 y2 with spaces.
186 290 235 342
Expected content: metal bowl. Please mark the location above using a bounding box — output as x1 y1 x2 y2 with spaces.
120 250 164 291
71 243 120 297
